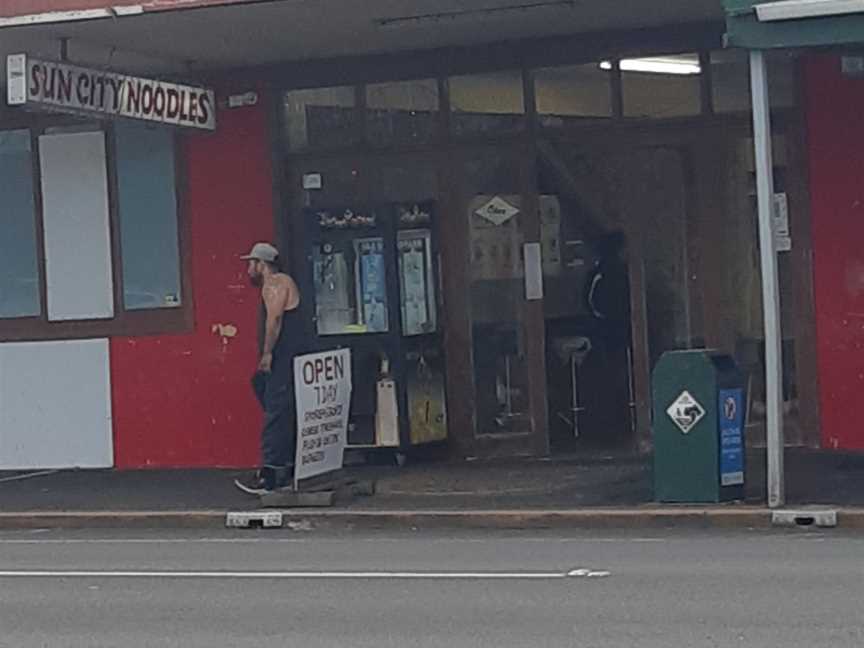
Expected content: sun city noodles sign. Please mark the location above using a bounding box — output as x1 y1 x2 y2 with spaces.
6 54 216 131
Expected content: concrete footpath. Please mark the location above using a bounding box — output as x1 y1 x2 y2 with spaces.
0 449 861 530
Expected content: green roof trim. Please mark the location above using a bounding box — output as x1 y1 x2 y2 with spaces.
724 0 864 49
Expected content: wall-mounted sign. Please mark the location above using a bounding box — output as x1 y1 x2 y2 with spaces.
773 192 792 253
469 195 523 281
6 54 216 131
302 173 323 190
475 195 519 226
523 242 544 301
666 390 705 435
719 388 745 487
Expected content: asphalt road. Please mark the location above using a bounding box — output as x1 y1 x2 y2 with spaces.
0 527 860 647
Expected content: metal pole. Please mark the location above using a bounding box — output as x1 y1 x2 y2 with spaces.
749 50 785 508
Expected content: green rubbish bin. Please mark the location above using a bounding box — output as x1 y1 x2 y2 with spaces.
652 350 746 503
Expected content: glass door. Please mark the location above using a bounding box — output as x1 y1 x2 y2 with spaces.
536 139 693 453
455 149 547 455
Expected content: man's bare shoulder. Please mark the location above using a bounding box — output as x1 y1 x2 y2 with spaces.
276 272 298 287
270 273 300 309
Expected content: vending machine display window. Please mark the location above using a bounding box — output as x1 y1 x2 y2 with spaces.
312 208 390 336
354 237 389 333
397 229 436 336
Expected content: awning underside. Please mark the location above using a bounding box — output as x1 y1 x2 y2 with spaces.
725 0 864 49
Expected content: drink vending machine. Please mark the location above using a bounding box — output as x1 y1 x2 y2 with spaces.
296 201 447 461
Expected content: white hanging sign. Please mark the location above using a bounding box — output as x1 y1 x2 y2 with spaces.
7 54 216 130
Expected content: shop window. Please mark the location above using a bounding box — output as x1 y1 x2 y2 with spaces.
0 122 190 342
366 79 440 146
368 156 439 204
115 122 183 310
620 54 702 119
283 86 358 151
534 64 613 127
711 49 799 114
449 70 526 137
0 131 40 319
39 129 115 321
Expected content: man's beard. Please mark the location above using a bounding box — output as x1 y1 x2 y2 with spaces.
249 274 263 287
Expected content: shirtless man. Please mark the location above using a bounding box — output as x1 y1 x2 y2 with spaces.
235 242 303 495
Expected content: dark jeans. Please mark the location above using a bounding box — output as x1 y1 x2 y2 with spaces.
251 362 296 486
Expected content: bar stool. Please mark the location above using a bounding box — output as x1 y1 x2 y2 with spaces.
552 336 592 438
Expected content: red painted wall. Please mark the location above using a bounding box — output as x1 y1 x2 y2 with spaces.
110 95 274 468
806 55 864 450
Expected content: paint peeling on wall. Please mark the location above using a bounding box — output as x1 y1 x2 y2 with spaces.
211 323 239 344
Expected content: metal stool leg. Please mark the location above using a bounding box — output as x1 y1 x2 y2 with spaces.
505 355 513 416
571 354 581 439
626 345 637 435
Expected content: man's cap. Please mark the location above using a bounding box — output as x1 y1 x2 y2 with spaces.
241 242 279 263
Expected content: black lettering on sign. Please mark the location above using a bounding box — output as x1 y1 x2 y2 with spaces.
29 63 42 97
141 83 154 115
44 66 57 100
90 74 101 109
76 74 90 106
107 77 122 111
93 76 105 109
189 93 200 122
166 88 180 119
302 451 326 466
302 438 322 452
198 92 211 126
153 86 166 117
333 353 345 381
57 68 73 103
179 90 190 121
302 360 315 386
127 80 141 113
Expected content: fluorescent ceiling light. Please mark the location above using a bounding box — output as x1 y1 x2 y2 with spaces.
600 58 702 76
755 0 864 22
376 1 576 28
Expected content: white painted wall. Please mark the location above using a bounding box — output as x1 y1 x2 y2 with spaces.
0 339 113 469
39 130 114 322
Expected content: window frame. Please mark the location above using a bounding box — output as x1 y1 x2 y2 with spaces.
0 115 194 343
276 44 805 156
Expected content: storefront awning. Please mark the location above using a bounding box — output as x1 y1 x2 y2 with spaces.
725 0 864 48
0 0 723 76
0 1 261 24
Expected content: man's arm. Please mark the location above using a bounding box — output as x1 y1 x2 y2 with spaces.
258 280 290 372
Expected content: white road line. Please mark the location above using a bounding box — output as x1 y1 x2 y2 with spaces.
0 570 573 580
568 568 612 578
